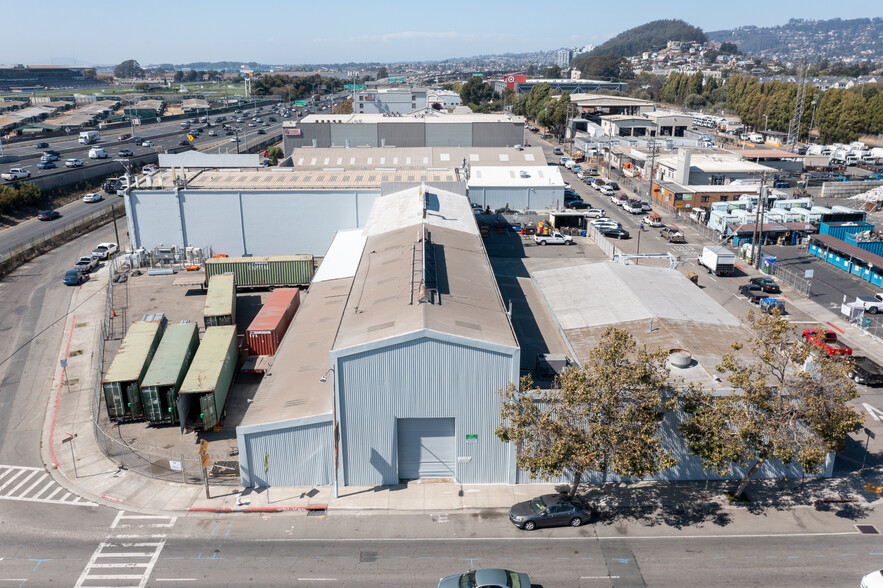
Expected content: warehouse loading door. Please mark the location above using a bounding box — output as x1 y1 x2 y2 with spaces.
396 418 455 481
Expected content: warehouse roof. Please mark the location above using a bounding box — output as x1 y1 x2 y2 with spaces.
468 165 564 188
332 185 518 352
238 277 351 427
103 321 163 384
312 229 367 283
293 112 524 124
288 146 546 169
570 94 656 108
532 262 748 390
141 167 459 190
657 153 776 174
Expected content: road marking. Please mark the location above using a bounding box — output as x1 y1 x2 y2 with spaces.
582 576 621 579
863 403 883 422
155 579 196 582
297 579 338 582
0 465 96 506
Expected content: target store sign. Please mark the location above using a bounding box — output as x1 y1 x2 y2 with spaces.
505 74 526 90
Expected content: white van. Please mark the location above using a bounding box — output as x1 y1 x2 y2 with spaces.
88 147 108 159
748 133 763 143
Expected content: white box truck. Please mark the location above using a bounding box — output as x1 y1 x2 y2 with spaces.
88 146 108 159
79 130 100 144
699 246 736 276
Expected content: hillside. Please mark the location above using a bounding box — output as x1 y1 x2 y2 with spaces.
708 18 883 63
590 19 707 57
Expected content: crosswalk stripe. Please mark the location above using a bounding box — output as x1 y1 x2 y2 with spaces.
20 473 49 497
32 480 56 499
0 465 96 506
7 471 39 495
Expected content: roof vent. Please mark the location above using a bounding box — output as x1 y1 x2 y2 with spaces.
668 349 694 369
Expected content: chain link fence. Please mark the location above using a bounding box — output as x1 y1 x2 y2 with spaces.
90 279 235 486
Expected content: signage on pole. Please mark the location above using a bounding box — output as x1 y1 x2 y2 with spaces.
294 100 305 107
169 460 182 471
201 453 210 469
804 269 814 279
198 439 208 455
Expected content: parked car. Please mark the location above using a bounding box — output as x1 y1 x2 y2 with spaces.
74 256 98 273
585 208 606 218
641 202 652 212
592 179 606 190
749 276 780 294
142 164 158 174
83 192 103 203
63 269 85 286
607 182 620 191
739 283 766 303
91 242 118 260
437 569 531 588
660 227 686 243
37 210 61 221
598 185 615 196
118 149 133 157
565 199 590 209
600 226 630 239
509 493 593 530
553 147 563 155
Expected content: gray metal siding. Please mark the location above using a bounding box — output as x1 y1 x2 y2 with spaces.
336 336 517 486
378 122 425 147
425 123 472 147
472 122 523 147
128 189 379 257
330 123 377 147
239 419 333 487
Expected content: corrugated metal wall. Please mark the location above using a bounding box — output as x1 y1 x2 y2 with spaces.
336 336 517 486
472 187 562 212
330 123 377 147
378 122 425 147
128 189 379 257
239 419 333 487
425 123 472 147
472 122 523 147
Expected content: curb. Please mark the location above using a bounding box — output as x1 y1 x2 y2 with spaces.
188 505 328 513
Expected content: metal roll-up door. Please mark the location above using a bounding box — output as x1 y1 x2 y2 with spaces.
397 418 455 480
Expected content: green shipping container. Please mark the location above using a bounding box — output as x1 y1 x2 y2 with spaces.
178 325 237 430
204 255 314 288
139 323 199 425
102 321 165 422
204 274 237 329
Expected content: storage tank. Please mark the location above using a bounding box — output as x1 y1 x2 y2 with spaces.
204 255 314 288
178 326 238 431
102 321 165 422
246 288 301 356
204 273 236 329
139 322 199 425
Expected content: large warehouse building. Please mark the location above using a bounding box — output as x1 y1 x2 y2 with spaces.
282 112 525 154
237 184 521 488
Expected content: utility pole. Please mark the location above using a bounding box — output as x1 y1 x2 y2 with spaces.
110 205 121 249
754 173 769 269
647 137 657 206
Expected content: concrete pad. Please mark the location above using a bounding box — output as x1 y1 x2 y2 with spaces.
335 486 390 509
461 485 513 509
155 484 202 512
384 481 424 511
422 483 462 510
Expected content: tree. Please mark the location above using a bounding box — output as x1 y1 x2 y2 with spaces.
496 328 676 497
680 311 863 499
573 54 631 81
376 66 388 79
266 146 283 166
543 65 562 79
114 59 144 79
459 77 496 110
134 82 150 92
719 42 739 55
173 71 184 83
336 98 353 114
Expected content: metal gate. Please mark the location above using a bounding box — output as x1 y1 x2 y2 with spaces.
396 418 455 481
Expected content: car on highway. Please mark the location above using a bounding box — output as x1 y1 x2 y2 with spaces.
131 136 144 144
208 130 217 136
230 136 240 142
437 569 531 588
74 256 98 273
141 140 155 147
256 129 266 135
118 149 133 157
37 161 56 169
248 122 256 127
91 242 118 260
117 133 131 141
600 226 630 239
35 142 49 149
63 269 86 286
43 149 60 157
65 158 84 168
41 153 59 162
225 130 235 136
37 210 61 221
179 139 190 146
749 276 781 294
83 192 103 203
509 493 593 530
739 283 766 303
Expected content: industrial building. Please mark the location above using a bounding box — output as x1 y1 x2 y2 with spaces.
353 88 427 114
237 184 520 488
126 147 561 257
282 112 525 154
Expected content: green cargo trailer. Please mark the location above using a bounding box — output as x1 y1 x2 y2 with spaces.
102 321 165 422
178 325 238 431
204 274 237 329
139 322 199 425
204 255 314 289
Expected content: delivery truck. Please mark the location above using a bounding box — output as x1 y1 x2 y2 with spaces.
79 130 100 145
698 246 736 276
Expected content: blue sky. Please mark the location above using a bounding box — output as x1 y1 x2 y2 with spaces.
4 1 879 66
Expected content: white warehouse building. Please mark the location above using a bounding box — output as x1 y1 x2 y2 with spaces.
237 184 521 487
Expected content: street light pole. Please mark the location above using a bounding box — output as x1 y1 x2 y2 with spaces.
319 367 339 499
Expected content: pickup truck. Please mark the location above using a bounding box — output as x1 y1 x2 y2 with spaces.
2 168 31 181
660 227 686 243
803 328 852 356
759 298 785 314
852 294 883 314
847 356 883 385
74 256 98 273
534 231 574 246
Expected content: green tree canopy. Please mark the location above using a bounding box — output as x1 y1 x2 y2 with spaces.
496 328 676 496
376 66 388 79
114 59 144 79
680 311 863 499
543 65 562 79
459 77 497 110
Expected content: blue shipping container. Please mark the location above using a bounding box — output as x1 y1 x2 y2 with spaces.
820 222 873 241
844 233 883 257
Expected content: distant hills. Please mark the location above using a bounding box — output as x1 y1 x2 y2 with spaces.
708 18 883 63
589 19 707 57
